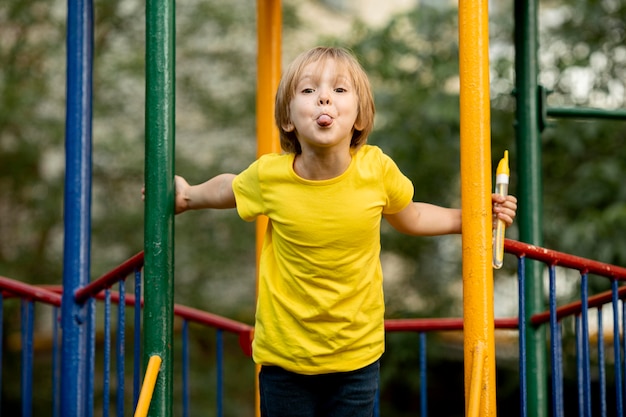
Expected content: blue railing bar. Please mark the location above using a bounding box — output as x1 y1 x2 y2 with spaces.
597 308 607 417
420 332 427 417
217 329 224 417
117 281 126 417
182 319 190 417
21 300 34 417
0 294 3 413
558 323 565 416
104 289 112 417
133 268 142 409
618 300 626 408
53 306 61 417
580 273 591 416
611 280 624 417
517 256 528 417
52 306 61 417
87 298 96 417
549 265 561 417
575 316 586 417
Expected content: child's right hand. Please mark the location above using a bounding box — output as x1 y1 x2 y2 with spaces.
174 175 191 214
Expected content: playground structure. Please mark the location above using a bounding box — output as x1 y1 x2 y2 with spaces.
1 0 626 416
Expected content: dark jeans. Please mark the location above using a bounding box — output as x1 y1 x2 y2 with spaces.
259 360 379 417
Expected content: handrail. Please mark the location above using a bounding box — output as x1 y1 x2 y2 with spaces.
505 239 626 279
385 317 519 332
133 355 162 417
531 283 626 326
74 251 144 303
0 277 62 306
46 285 255 356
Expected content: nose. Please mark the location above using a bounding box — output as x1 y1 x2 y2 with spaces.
318 88 331 105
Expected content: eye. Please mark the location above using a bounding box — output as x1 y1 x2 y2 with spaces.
334 87 347 93
301 88 315 94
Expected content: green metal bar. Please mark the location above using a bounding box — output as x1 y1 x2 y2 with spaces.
144 0 175 415
547 107 626 121
514 1 548 417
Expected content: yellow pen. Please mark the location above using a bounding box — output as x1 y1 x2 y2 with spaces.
492 150 509 269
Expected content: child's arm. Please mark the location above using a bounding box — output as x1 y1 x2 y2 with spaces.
384 194 517 236
175 174 237 214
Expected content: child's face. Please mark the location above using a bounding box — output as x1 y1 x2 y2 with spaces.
284 58 360 154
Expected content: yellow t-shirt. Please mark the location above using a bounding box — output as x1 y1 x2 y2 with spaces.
232 145 413 374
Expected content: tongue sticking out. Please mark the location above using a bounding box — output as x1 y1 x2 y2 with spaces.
317 115 333 127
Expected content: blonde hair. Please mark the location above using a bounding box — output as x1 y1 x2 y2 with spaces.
274 47 375 154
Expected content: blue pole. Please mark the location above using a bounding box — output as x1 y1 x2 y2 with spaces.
217 329 224 417
117 282 126 417
611 280 624 417
21 300 34 417
133 269 142 409
104 290 112 417
60 0 94 415
548 266 562 416
597 309 606 417
518 256 528 417
419 332 427 417
580 274 591 416
53 307 61 417
182 320 190 417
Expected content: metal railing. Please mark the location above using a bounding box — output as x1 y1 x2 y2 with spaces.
1 239 626 415
508 239 626 417
0 253 253 417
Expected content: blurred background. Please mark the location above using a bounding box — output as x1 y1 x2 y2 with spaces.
1 0 625 415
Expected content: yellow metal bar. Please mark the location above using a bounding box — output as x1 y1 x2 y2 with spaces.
255 1 282 416
133 355 163 417
458 0 497 416
468 343 486 417
255 0 282 263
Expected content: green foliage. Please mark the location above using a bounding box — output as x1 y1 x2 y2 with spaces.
2 0 626 414
537 0 626 266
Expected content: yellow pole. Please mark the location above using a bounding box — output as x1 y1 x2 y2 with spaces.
458 0 497 416
255 1 282 416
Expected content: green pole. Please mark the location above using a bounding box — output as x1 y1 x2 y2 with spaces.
144 0 175 415
514 1 547 417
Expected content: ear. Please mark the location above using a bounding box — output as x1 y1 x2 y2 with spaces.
282 121 295 132
354 114 365 131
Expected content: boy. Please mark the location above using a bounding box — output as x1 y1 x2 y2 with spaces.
174 46 517 417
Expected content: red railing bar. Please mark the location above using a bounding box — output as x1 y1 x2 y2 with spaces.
505 239 626 280
74 251 144 304
46 284 253 335
47 284 254 356
173 303 254 334
0 277 62 306
531 285 626 325
385 317 518 332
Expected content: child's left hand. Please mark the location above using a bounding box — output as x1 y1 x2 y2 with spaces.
492 194 517 228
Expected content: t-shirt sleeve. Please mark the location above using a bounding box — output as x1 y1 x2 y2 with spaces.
232 159 265 222
380 152 414 214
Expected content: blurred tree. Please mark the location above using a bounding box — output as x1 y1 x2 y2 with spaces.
322 0 626 317
1 0 625 414
538 0 626 270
